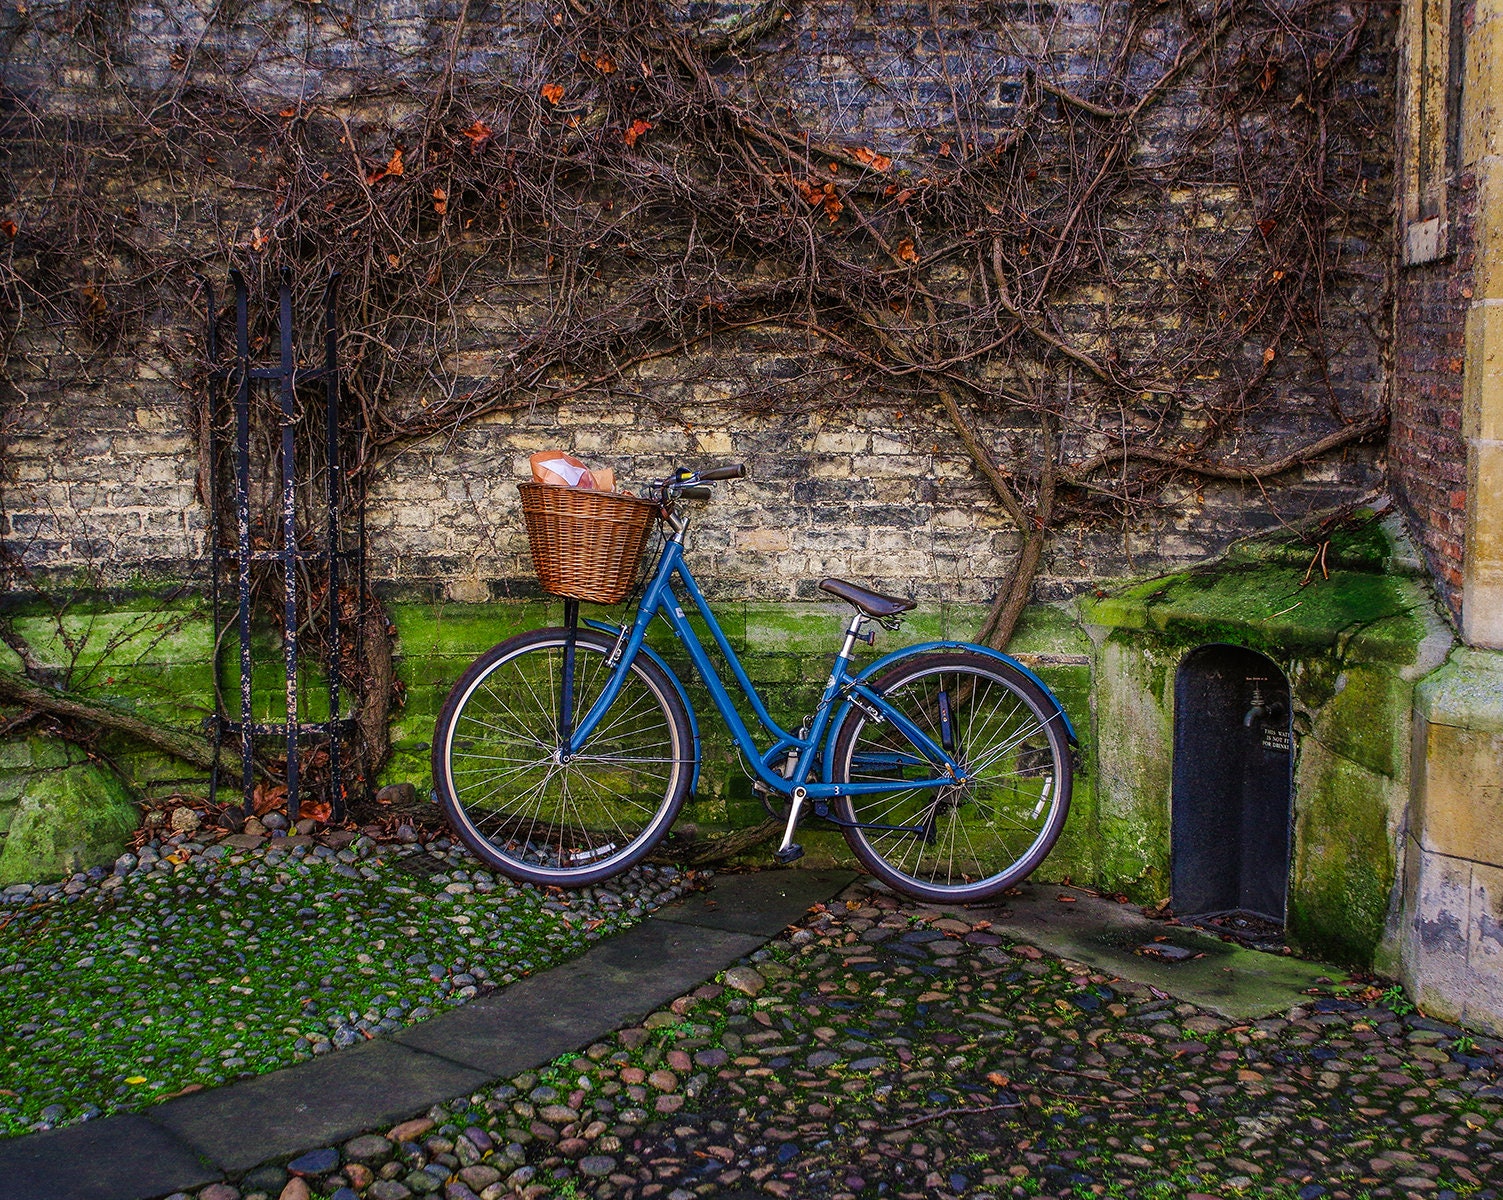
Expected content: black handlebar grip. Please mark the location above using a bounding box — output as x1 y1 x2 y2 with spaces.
678 486 713 500
697 464 747 481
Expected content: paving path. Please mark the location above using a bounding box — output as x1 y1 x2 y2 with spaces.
0 870 854 1200
6 873 1503 1200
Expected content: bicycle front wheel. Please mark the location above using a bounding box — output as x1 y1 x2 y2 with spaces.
829 651 1072 903
432 628 694 887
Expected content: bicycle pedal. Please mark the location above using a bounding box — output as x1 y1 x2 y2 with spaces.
774 843 805 864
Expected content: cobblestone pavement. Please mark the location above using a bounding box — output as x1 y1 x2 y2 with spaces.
168 879 1503 1200
0 816 692 1136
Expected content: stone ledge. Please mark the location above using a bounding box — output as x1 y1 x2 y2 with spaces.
1414 646 1503 733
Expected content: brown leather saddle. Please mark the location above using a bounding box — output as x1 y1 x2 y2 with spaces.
818 577 916 620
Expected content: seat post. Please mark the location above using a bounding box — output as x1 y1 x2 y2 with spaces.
837 611 868 661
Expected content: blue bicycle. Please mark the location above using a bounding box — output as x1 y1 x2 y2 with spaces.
432 464 1075 903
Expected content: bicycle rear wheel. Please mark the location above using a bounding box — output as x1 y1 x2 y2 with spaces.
432 628 693 887
828 651 1072 903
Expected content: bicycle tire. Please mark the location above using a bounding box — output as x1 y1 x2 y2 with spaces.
828 650 1072 903
432 628 694 887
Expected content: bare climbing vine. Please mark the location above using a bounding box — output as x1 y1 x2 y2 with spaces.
0 0 1393 791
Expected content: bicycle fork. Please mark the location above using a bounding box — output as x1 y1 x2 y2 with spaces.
558 599 580 754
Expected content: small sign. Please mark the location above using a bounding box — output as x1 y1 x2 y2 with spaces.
1262 727 1291 753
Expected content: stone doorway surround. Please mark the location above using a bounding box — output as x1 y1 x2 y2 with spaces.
1079 517 1452 970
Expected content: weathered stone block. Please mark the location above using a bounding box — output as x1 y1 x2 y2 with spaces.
0 750 138 884
1289 738 1398 965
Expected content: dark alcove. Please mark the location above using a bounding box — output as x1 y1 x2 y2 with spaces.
1171 644 1294 923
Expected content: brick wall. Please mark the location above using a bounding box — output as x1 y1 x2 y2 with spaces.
0 0 1396 604
1390 174 1476 624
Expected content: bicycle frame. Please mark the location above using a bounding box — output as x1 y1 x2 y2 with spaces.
561 533 967 806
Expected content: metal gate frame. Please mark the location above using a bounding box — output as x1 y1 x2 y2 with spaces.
202 268 364 822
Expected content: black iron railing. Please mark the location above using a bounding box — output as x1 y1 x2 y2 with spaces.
201 269 364 822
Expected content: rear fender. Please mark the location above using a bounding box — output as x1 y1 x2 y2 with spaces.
821 638 1078 781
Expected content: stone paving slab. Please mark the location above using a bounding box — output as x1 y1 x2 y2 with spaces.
149 1039 494 1174
393 921 767 1075
394 870 853 1075
976 880 1338 1019
0 1114 217 1200
654 869 857 937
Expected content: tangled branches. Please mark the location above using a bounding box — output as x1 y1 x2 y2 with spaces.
1 0 1392 665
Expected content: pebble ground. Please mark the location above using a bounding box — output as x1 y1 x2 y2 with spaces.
0 812 692 1136
153 880 1502 1200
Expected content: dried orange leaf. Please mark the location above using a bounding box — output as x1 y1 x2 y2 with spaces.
461 119 493 151
624 118 653 147
432 186 448 215
1263 346 1277 364
896 236 919 263
3 219 19 239
541 83 564 105
852 146 892 172
366 146 404 184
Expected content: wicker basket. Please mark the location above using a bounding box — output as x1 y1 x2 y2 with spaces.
518 483 659 604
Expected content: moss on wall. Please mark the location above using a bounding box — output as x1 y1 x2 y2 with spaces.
0 740 139 883
1290 739 1398 963
2 529 1446 949
385 596 1097 877
1089 633 1175 902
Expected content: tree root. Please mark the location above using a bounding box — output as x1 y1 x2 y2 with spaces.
0 666 257 781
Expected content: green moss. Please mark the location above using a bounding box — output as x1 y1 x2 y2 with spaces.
1416 647 1503 734
387 600 554 659
1007 604 1094 657
1083 632 1175 902
1316 666 1409 779
0 749 138 884
1289 743 1396 965
1083 562 1421 666
1221 512 1397 572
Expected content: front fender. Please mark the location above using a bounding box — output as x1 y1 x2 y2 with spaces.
583 619 702 794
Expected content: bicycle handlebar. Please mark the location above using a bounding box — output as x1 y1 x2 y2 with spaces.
650 463 748 502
